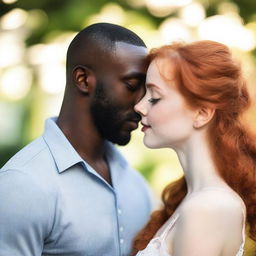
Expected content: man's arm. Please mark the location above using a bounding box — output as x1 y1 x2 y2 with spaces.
0 169 53 256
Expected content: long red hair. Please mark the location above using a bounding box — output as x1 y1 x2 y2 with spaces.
133 40 256 254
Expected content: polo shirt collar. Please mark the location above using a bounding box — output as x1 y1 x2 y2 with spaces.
42 117 83 173
42 117 128 176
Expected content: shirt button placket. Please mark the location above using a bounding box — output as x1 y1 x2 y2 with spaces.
117 208 124 252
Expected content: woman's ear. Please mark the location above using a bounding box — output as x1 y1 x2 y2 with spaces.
193 107 215 129
72 65 96 94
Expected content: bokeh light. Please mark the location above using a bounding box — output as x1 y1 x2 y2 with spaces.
198 15 256 51
1 1 256 254
0 32 25 68
145 0 192 17
88 3 126 25
179 2 205 27
159 18 191 44
1 8 28 30
2 0 18 3
1 0 256 194
38 64 65 95
0 66 32 100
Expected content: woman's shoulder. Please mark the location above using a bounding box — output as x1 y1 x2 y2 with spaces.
179 188 245 222
172 189 245 256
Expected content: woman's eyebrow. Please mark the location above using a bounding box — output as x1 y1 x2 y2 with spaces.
146 83 160 90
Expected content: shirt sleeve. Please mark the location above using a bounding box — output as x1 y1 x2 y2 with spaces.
0 169 53 256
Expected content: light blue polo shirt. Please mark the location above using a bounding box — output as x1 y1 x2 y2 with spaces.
0 117 152 256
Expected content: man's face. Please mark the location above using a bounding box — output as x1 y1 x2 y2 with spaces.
90 42 148 145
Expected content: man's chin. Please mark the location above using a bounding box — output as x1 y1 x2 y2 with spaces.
108 132 131 146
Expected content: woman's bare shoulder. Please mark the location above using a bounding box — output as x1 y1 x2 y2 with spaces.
180 188 244 215
172 189 245 256
177 188 244 233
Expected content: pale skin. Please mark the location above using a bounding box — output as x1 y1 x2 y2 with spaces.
135 59 245 256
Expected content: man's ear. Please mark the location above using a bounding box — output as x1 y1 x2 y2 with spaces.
72 65 96 94
193 106 215 129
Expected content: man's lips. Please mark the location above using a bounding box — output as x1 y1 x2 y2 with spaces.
126 120 139 130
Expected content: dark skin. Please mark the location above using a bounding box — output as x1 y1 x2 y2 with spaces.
57 42 148 184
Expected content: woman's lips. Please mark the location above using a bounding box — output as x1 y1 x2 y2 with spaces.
141 124 151 132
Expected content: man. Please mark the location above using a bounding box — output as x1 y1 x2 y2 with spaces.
0 23 152 256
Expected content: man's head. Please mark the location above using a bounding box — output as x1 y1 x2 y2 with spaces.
64 23 148 145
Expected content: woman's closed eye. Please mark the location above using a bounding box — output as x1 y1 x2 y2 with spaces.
148 98 160 104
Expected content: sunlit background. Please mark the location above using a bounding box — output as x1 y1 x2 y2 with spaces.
0 0 256 254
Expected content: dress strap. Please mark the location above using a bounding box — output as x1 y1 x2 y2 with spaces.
241 206 246 246
160 214 179 241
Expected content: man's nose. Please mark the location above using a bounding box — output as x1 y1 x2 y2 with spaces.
135 85 146 104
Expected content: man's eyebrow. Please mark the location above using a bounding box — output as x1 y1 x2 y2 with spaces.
123 72 146 80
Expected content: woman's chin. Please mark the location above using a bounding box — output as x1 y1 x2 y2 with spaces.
143 139 161 149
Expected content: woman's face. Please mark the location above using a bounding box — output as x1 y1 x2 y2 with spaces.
135 59 196 149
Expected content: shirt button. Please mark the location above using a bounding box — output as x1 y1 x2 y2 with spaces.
120 226 124 232
118 208 122 215
120 238 124 244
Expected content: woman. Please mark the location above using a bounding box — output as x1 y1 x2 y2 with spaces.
133 40 256 256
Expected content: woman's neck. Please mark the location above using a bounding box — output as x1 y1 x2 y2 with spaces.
175 131 227 194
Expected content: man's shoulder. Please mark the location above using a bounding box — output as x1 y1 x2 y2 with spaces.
0 136 59 204
1 136 50 172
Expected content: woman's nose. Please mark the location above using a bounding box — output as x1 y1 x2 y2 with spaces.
134 98 147 116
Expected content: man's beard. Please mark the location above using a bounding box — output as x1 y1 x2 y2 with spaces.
90 81 139 145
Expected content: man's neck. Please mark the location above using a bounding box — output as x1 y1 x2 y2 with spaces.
56 113 106 162
57 114 113 184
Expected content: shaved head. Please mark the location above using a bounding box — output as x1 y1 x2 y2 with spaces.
59 23 148 146
66 23 147 80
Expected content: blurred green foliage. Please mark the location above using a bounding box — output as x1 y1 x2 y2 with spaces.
0 0 256 253
1 0 256 167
